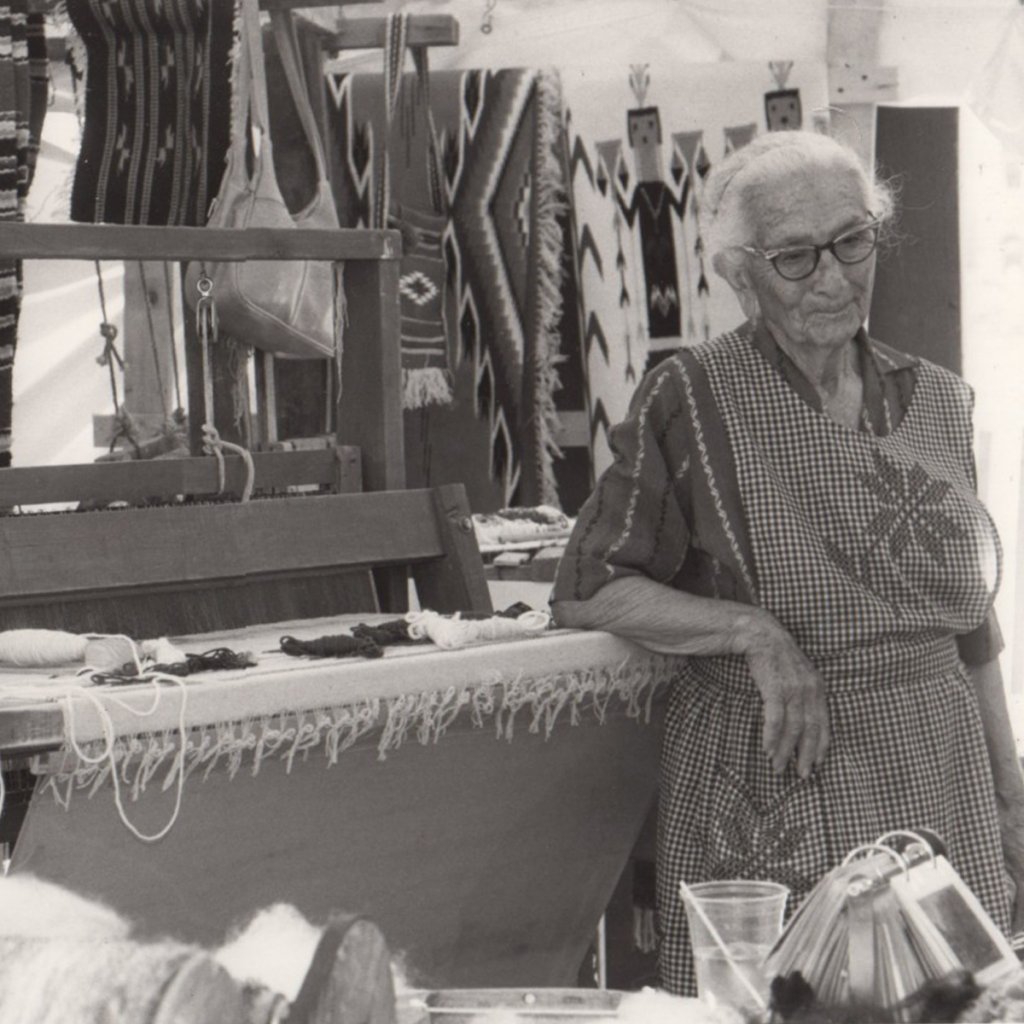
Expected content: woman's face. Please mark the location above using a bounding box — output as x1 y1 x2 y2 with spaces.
745 165 876 355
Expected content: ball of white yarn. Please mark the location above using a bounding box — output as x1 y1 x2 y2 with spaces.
0 630 89 667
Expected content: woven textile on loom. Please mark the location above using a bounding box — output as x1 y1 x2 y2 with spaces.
63 0 236 226
0 3 47 467
562 61 829 477
326 68 565 509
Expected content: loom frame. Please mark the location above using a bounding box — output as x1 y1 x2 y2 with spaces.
0 224 493 639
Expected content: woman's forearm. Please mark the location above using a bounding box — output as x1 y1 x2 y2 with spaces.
552 575 831 776
551 575 775 658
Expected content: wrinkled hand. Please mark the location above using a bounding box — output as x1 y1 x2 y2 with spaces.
746 624 830 778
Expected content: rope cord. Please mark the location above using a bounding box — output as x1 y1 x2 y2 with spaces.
62 671 189 843
194 273 255 502
94 260 123 412
202 425 255 502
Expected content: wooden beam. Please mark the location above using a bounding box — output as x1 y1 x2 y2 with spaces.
28 0 382 9
327 14 459 51
0 448 361 507
0 224 401 263
0 490 455 600
260 0 382 7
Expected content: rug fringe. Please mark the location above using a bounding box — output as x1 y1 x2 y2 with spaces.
33 652 677 809
402 365 453 409
532 68 569 508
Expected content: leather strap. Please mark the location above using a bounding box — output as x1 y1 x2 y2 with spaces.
269 10 331 186
241 0 271 138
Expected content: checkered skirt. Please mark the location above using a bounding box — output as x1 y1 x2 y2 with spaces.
656 333 1010 995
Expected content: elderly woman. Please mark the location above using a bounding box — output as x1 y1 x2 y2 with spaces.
551 129 1024 995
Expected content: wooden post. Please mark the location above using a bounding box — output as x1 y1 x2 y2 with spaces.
411 484 493 614
93 261 180 448
827 0 897 171
336 257 405 493
123 262 176 417
336 255 407 611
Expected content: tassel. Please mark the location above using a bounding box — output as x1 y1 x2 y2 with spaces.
402 367 453 409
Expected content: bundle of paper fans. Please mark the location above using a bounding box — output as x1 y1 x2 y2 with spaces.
765 830 1021 1023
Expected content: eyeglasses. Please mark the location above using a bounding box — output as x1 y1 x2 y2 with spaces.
742 220 881 281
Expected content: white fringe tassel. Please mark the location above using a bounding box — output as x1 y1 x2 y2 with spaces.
33 653 676 816
402 366 453 409
532 67 571 508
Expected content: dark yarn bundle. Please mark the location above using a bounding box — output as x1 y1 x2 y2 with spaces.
350 619 418 646
90 647 256 685
279 604 540 661
769 969 982 1024
280 634 386 660
465 601 536 621
154 648 258 676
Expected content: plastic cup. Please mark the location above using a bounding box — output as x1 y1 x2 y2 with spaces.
681 880 789 1017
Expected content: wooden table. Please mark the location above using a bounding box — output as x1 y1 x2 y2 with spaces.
0 619 677 988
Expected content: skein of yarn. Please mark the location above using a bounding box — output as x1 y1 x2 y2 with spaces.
405 609 551 649
0 631 188 675
0 630 90 667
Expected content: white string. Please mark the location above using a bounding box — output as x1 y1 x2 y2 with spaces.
62 673 189 844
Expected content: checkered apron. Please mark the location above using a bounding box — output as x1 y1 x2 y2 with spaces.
657 331 1009 995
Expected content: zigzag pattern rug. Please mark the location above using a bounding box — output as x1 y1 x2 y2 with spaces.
562 61 829 478
327 68 564 511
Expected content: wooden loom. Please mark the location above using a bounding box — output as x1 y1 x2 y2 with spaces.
0 6 479 637
0 222 492 638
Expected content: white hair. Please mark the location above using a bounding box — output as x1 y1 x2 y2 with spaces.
704 130 895 260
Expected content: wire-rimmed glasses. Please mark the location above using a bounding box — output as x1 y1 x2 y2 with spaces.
742 219 881 281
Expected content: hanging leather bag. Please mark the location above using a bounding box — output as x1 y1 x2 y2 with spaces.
185 0 340 360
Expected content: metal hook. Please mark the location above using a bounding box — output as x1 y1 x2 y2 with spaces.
481 0 497 34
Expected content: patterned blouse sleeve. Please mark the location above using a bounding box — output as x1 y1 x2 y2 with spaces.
552 364 693 603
